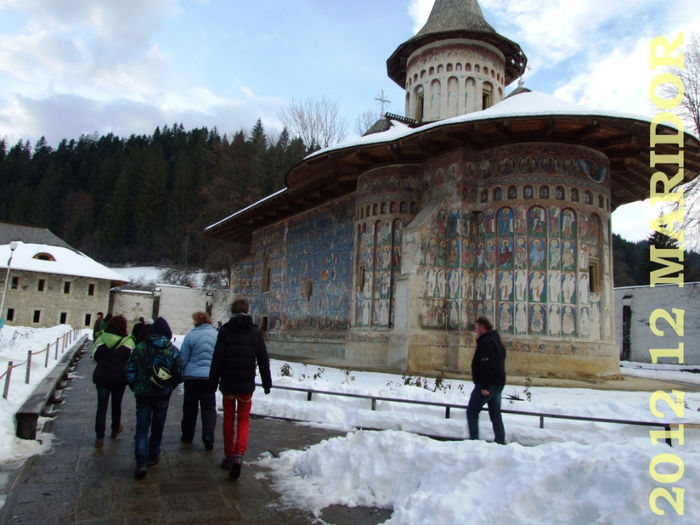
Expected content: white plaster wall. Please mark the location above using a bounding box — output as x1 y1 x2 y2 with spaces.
614 283 700 365
111 290 154 327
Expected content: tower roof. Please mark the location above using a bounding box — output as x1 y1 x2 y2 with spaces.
387 0 527 87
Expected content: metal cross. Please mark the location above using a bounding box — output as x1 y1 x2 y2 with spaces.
375 90 391 114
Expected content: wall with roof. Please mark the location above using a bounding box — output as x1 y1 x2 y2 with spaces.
1 269 110 329
614 283 700 365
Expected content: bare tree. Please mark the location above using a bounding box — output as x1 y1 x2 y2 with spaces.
278 97 347 150
355 109 382 136
661 33 700 246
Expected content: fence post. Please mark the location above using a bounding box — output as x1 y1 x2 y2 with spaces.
371 398 376 411
445 406 451 419
44 343 50 367
2 362 12 399
539 416 544 429
55 338 59 359
25 351 32 384
307 391 312 402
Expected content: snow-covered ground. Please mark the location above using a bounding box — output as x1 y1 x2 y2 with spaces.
0 325 79 463
2 326 699 523
251 360 700 524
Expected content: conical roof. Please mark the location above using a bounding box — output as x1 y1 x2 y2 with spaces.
387 0 526 87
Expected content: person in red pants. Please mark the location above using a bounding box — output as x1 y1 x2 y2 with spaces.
209 298 272 479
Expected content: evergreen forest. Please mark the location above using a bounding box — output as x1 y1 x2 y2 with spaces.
1 121 699 287
0 120 309 274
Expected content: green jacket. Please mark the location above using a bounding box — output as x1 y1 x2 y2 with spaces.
91 331 136 359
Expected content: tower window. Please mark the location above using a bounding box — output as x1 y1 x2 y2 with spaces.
85 313 92 326
33 310 41 323
59 312 68 324
88 283 95 296
63 281 71 294
11 276 19 289
37 279 45 292
415 86 424 122
7 308 14 321
482 82 493 109
589 259 601 293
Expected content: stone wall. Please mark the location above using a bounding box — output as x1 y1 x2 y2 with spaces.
1 269 110 329
614 283 699 365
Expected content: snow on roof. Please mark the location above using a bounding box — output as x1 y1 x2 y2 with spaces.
0 242 128 283
204 187 288 231
306 90 677 160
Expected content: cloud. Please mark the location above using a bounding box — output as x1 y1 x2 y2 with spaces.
408 0 433 33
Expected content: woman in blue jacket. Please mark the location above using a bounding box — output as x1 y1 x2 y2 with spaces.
179 311 218 449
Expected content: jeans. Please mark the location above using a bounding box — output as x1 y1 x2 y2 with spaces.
95 384 126 438
181 379 217 445
134 397 170 468
222 394 253 458
466 384 505 444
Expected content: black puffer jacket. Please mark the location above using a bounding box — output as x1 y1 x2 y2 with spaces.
471 330 506 387
93 339 132 387
209 314 272 395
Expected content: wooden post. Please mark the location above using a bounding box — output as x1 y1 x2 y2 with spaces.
44 344 50 367
2 362 12 399
25 351 32 384
55 338 59 359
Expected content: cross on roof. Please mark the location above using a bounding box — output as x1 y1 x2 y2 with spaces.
375 90 391 114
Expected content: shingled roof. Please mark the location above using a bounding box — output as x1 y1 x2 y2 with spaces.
387 0 527 87
0 222 74 250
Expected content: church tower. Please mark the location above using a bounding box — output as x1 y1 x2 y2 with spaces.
387 0 526 122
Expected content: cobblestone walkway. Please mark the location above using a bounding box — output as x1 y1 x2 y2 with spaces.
0 349 392 524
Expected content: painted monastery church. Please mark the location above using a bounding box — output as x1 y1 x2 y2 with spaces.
206 0 700 378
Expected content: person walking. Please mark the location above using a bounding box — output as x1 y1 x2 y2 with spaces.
466 316 507 445
125 316 183 479
180 311 218 450
209 298 271 480
92 315 135 448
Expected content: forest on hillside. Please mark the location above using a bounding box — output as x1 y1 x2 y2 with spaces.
1 122 699 288
0 121 310 272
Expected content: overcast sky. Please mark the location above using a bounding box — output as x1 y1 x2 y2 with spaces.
1 0 698 244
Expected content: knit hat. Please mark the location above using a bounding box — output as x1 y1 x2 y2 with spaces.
105 315 128 337
149 317 172 340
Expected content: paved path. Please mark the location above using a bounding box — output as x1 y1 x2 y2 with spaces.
0 350 392 524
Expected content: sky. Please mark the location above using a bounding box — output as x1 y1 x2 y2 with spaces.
1 0 699 244
2 325 699 520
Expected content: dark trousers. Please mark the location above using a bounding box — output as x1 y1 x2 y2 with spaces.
180 379 217 445
95 384 126 438
135 397 170 468
466 384 505 444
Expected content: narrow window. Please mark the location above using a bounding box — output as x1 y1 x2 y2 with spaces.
33 310 41 323
88 283 95 296
85 313 92 326
306 280 313 301
64 281 71 294
37 279 45 292
415 86 424 122
262 255 271 293
7 308 14 321
482 82 493 109
59 312 68 324
358 266 366 291
11 276 19 289
589 259 601 293
260 316 268 332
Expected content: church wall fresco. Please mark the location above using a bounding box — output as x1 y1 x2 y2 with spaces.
245 195 355 336
411 143 612 346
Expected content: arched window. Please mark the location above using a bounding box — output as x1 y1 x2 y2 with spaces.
447 76 458 116
33 252 55 261
430 79 441 120
447 63 453 72
415 86 425 122
482 81 493 109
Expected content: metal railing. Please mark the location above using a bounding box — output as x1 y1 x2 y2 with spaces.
1 328 81 400
257 383 696 446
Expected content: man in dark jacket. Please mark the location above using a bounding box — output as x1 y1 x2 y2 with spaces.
466 316 506 445
209 298 272 480
126 316 183 479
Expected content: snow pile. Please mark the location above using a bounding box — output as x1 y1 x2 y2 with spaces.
260 431 696 524
253 360 700 522
0 325 76 461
